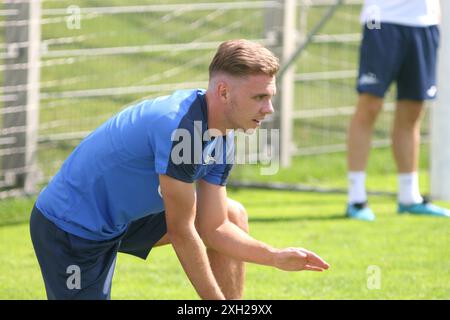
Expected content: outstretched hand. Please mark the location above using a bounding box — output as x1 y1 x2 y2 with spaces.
274 248 330 272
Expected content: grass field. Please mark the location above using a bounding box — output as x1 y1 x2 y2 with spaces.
1 148 449 300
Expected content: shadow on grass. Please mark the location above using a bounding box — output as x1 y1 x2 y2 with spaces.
1 213 350 228
0 219 30 228
249 213 347 223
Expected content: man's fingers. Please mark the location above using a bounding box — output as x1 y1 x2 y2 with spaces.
299 249 330 269
302 265 325 272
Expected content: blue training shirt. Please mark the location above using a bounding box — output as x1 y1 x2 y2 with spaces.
36 89 234 241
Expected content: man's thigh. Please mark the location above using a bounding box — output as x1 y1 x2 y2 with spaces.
30 206 120 300
119 211 167 255
357 23 405 98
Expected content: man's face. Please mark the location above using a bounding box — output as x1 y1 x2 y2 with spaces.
225 74 276 132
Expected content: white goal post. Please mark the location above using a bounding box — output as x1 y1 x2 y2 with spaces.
430 0 450 201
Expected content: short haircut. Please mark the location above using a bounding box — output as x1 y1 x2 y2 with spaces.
209 39 280 78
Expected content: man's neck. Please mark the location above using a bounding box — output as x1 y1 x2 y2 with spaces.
205 90 228 136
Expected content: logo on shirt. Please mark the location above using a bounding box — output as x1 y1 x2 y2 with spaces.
359 72 379 85
157 185 162 198
427 86 437 98
202 139 217 165
203 154 216 165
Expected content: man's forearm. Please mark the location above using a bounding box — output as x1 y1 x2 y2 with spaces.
169 228 225 300
202 221 279 267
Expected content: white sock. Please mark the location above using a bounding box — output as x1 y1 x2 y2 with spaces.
348 171 367 204
398 172 423 205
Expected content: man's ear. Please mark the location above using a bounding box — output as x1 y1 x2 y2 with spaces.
217 81 229 102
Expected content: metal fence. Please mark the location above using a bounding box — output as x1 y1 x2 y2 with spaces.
0 0 431 198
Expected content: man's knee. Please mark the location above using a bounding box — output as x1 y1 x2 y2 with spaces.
227 199 249 233
355 93 384 123
394 100 425 128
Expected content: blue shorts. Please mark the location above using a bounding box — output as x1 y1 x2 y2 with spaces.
29 205 167 300
357 23 439 101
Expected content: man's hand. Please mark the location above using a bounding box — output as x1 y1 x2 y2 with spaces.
273 248 330 272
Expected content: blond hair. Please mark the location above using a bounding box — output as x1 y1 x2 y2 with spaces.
209 39 280 78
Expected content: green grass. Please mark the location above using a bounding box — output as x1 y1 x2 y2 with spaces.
0 192 449 299
1 158 449 299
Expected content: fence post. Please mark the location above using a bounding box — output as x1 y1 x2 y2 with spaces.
264 0 296 168
430 1 450 201
2 0 41 193
278 0 296 167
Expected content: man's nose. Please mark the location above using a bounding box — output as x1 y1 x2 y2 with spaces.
262 100 275 115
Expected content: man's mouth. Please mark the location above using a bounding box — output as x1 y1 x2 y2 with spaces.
252 119 264 125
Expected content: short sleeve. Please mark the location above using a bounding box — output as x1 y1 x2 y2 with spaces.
152 117 197 183
202 163 233 186
202 133 234 186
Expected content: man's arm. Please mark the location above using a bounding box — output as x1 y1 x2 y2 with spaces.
196 179 330 272
159 174 225 300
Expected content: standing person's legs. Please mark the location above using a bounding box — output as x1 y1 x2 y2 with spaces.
347 94 384 173
392 100 424 173
392 100 449 216
346 23 403 220
393 24 448 217
346 94 383 221
392 100 424 205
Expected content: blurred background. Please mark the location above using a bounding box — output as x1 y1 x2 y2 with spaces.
1 0 413 196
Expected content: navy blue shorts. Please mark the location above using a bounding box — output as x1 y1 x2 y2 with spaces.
357 23 439 101
29 205 167 300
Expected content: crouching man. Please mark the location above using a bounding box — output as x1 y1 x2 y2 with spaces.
30 39 329 300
